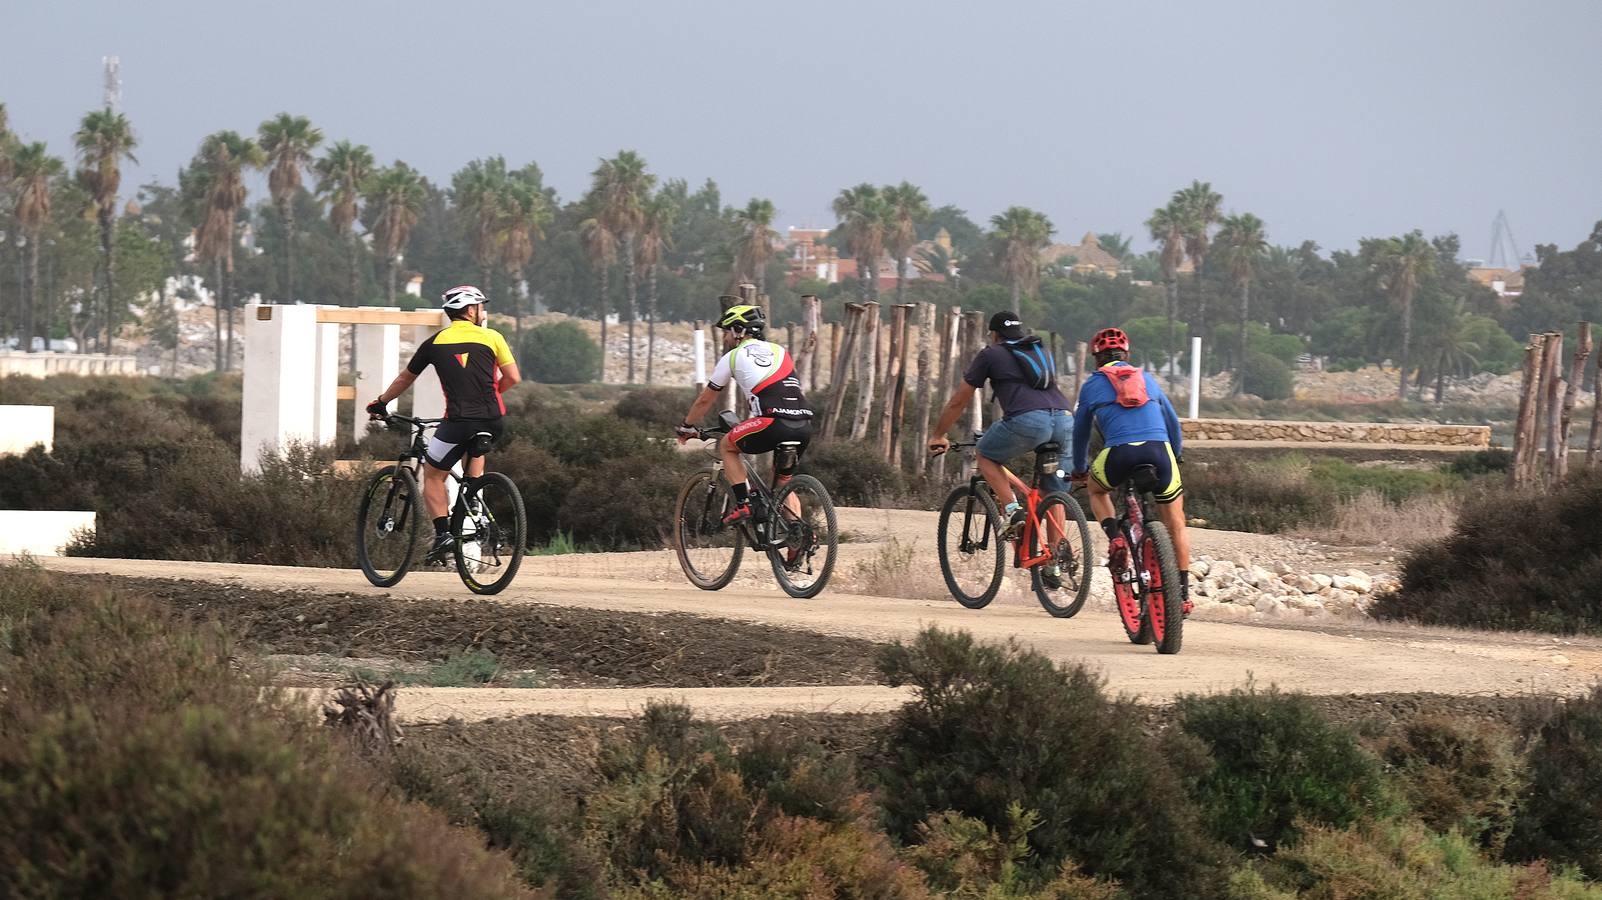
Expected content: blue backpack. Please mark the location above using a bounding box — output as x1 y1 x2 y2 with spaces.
1005 336 1056 390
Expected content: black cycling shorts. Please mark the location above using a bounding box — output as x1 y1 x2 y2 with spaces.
425 418 504 471
728 416 812 456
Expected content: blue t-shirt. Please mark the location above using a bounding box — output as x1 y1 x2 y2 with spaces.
964 344 1071 418
1070 362 1183 473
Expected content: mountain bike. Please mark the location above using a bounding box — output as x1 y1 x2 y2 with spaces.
673 411 838 599
355 414 527 595
1094 463 1184 654
932 437 1093 617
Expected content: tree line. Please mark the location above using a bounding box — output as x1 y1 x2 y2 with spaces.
1 101 1595 397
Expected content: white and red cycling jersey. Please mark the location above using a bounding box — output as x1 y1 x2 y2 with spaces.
708 339 814 420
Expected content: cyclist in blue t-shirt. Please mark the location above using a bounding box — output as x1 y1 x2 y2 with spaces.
1069 327 1192 606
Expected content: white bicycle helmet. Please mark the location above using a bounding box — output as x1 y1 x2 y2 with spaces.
441 284 487 310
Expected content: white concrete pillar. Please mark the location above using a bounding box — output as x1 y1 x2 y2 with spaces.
351 310 400 441
241 302 319 473
409 317 449 419
1188 336 1203 420
693 328 707 387
0 405 55 455
312 310 341 446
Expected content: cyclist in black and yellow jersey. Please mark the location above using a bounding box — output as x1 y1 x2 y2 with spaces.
367 285 522 562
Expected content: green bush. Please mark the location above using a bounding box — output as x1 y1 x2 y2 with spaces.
803 439 905 506
0 563 532 898
1182 457 1331 533
1373 470 1602 633
1506 686 1602 879
1176 686 1393 851
1378 715 1524 852
875 628 1230 897
1447 447 1514 478
905 807 1120 899
1234 819 1595 899
520 320 601 383
615 386 700 429
1241 351 1295 401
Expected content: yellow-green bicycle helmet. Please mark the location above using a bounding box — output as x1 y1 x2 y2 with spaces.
718 304 766 332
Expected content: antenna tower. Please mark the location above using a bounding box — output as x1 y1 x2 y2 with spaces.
1487 209 1525 269
102 56 121 112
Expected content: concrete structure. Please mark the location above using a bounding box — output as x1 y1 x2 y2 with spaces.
0 405 55 455
1182 419 1491 448
0 352 140 377
241 303 447 473
0 510 97 557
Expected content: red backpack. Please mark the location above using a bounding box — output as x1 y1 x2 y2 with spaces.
1101 365 1150 408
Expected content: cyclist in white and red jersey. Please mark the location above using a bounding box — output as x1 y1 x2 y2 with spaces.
675 304 814 524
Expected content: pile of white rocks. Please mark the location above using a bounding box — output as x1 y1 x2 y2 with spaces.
1186 555 1398 621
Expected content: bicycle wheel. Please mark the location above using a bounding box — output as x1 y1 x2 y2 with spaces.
356 465 425 587
1029 491 1094 618
1141 519 1185 655
453 472 526 596
674 469 745 590
767 475 838 599
1114 522 1153 640
937 484 1005 609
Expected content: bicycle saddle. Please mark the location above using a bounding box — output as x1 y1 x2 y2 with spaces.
1130 464 1161 494
1035 441 1061 453
467 432 497 457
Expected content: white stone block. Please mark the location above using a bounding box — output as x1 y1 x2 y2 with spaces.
352 311 401 442
240 303 319 473
312 314 341 446
0 405 54 455
410 319 449 419
0 510 95 556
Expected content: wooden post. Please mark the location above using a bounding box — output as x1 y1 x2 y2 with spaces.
935 307 964 477
852 302 880 441
963 310 985 436
824 304 863 439
1511 333 1545 488
878 304 907 459
797 295 820 390
829 320 842 389
1558 322 1592 481
1589 337 1602 468
759 292 771 324
1540 332 1564 486
885 304 914 464
914 302 937 475
1071 341 1088 410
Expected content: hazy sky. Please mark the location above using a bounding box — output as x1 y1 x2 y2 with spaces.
5 0 1599 258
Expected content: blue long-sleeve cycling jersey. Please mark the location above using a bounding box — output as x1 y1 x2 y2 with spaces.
1070 362 1184 473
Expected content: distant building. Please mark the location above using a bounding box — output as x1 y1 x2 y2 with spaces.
785 227 840 285
1042 232 1125 277
1467 265 1527 299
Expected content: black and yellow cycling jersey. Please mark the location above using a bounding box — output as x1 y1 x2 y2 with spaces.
406 319 515 420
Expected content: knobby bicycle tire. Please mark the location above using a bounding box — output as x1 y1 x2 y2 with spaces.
454 472 526 596
356 465 423 588
937 484 1005 609
1143 519 1184 654
1029 491 1094 618
674 469 745 590
767 474 838 599
1115 522 1153 645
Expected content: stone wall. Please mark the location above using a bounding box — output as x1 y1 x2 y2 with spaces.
1182 418 1490 448
0 352 141 377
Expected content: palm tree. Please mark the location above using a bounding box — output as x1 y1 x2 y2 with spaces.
1215 212 1268 394
1176 180 1222 336
193 131 263 370
732 197 777 297
257 113 323 302
72 108 138 352
1145 201 1187 385
592 151 655 383
637 192 677 383
494 164 553 343
578 214 617 380
1096 232 1133 260
914 242 962 287
989 206 1054 314
883 181 930 308
1361 230 1436 399
11 143 63 348
832 184 888 302
363 163 426 306
451 156 509 298
313 140 374 304
1425 298 1481 404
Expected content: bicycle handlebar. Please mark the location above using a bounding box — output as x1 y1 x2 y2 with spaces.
377 413 444 429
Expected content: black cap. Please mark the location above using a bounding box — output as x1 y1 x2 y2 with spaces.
988 311 1026 340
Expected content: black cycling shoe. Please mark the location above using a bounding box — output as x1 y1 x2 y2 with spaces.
424 532 456 565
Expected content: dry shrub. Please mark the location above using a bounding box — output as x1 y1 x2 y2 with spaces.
1376 714 1525 853
1235 819 1594 899
849 537 948 601
1506 686 1602 880
0 562 531 898
906 806 1120 899
1294 489 1458 547
876 628 1232 898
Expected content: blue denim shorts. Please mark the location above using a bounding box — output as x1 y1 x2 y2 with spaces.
977 409 1073 493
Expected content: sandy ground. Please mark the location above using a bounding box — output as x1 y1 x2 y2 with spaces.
43 506 1600 724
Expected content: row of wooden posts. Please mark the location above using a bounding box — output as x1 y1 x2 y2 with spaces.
1509 323 1602 489
702 284 1090 475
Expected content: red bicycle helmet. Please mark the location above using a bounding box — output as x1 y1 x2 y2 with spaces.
1092 327 1130 354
